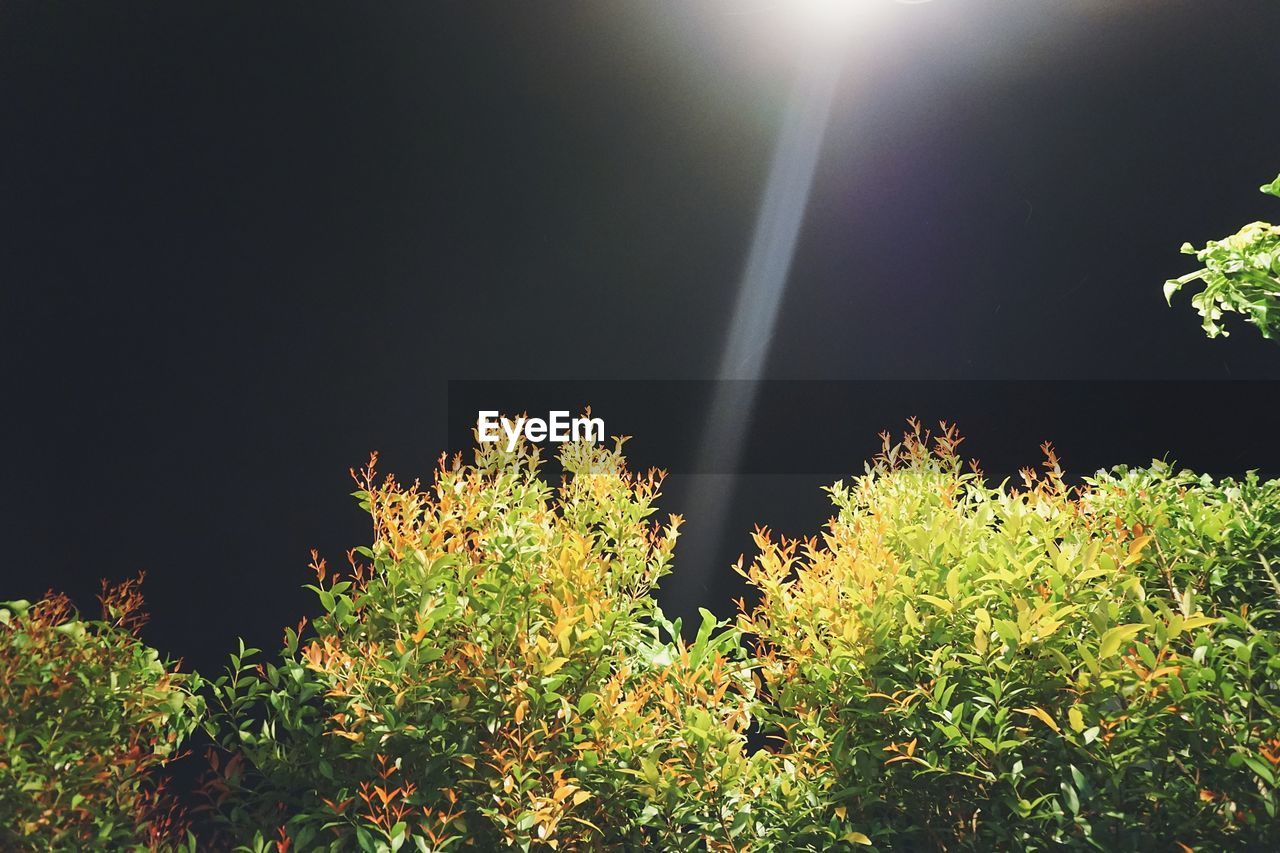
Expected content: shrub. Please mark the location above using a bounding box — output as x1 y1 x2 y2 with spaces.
1082 459 1280 630
204 439 835 851
738 422 1280 850
0 575 204 851
1164 172 1280 340
18 425 1274 850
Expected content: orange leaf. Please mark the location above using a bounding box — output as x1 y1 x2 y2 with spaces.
1015 706 1061 734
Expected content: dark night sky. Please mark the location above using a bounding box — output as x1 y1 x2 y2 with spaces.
3 1 1280 672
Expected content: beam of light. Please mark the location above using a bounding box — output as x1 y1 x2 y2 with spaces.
667 47 843 611
716 53 841 385
661 0 942 621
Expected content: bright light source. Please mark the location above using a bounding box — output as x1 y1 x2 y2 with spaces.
795 0 869 27
790 0 891 37
777 0 931 42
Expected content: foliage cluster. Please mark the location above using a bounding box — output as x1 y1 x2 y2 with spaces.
1165 173 1280 340
4 427 1279 851
739 422 1280 850
201 441 834 852
0 575 203 850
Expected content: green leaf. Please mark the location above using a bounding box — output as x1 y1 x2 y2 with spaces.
994 619 1020 647
1098 623 1146 659
1061 781 1080 815
1243 755 1276 786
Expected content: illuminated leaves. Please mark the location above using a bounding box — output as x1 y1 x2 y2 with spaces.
740 423 1280 849
29 421 1273 849
203 434 834 850
0 579 202 849
1165 172 1280 340
1097 623 1146 659
1014 706 1061 734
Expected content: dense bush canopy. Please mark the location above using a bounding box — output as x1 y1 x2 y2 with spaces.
0 576 203 850
739 422 1280 850
202 441 834 852
4 426 1279 851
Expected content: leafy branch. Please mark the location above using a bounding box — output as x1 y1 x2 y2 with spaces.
1164 174 1280 340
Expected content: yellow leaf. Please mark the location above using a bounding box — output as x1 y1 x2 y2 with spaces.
1122 535 1153 567
1099 623 1146 658
572 790 591 806
842 831 873 845
1180 614 1219 632
1128 534 1153 557
1037 614 1063 638
555 617 576 654
543 657 569 676
834 805 847 820
1015 706 1061 734
1068 706 1085 733
973 608 991 655
918 594 954 613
